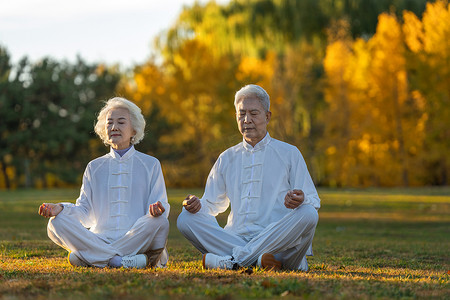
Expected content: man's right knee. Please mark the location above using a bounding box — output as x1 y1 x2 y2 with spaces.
176 209 192 235
177 209 205 235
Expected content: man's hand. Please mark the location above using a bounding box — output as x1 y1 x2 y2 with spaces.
149 201 165 217
183 194 201 214
284 189 304 209
38 203 63 218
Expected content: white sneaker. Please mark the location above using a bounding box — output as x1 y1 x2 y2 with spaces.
68 252 89 267
121 254 148 269
257 253 282 270
202 253 238 270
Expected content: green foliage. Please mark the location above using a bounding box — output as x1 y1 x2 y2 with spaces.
0 187 448 299
0 0 445 189
163 0 428 58
0 48 121 188
146 0 436 188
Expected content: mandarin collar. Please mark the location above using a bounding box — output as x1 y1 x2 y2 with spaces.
243 132 271 151
109 145 136 160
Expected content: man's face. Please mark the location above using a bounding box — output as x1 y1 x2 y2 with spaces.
236 97 271 147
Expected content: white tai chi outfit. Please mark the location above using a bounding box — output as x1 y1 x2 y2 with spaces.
47 146 170 268
177 133 320 270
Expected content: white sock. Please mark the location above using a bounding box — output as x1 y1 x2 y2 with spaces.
108 255 122 268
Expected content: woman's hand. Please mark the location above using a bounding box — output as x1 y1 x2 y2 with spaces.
38 203 63 218
149 201 165 217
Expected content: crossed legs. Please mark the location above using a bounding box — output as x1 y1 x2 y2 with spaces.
177 204 318 271
48 213 169 268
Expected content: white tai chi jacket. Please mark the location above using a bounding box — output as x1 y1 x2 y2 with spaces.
61 146 170 242
199 133 320 239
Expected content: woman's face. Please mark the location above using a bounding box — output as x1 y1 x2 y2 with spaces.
105 107 136 150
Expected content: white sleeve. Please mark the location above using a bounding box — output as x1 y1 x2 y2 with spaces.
291 149 321 210
199 155 230 216
59 164 95 228
147 159 170 218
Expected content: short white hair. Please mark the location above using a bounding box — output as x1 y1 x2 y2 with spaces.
234 84 270 112
94 97 146 146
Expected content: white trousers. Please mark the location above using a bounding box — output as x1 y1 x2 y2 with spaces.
47 211 169 268
177 203 318 271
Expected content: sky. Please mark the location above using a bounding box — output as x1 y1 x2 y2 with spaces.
0 0 225 68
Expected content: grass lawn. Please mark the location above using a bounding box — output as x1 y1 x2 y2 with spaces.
0 187 449 299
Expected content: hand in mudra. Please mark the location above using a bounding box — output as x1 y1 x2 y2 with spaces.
149 201 165 217
38 203 63 218
284 189 304 209
183 194 201 214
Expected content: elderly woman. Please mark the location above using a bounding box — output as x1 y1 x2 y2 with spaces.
38 97 170 269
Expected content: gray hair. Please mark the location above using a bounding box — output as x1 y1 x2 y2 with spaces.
94 97 146 146
234 84 270 112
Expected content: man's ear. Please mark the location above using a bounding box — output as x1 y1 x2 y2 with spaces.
266 111 272 122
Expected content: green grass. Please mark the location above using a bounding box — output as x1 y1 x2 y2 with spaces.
0 187 449 299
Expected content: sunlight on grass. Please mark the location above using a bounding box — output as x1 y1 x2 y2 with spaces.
1 256 448 299
0 187 449 299
318 211 447 221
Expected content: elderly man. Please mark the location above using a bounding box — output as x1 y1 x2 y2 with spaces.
177 84 320 271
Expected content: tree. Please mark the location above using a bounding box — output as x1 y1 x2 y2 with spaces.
124 39 241 187
322 19 375 186
366 13 412 186
322 12 429 187
403 0 450 185
0 46 19 189
1 53 120 188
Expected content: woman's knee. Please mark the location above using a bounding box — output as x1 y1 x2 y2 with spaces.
139 215 169 235
47 213 68 231
47 214 74 241
157 216 169 231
